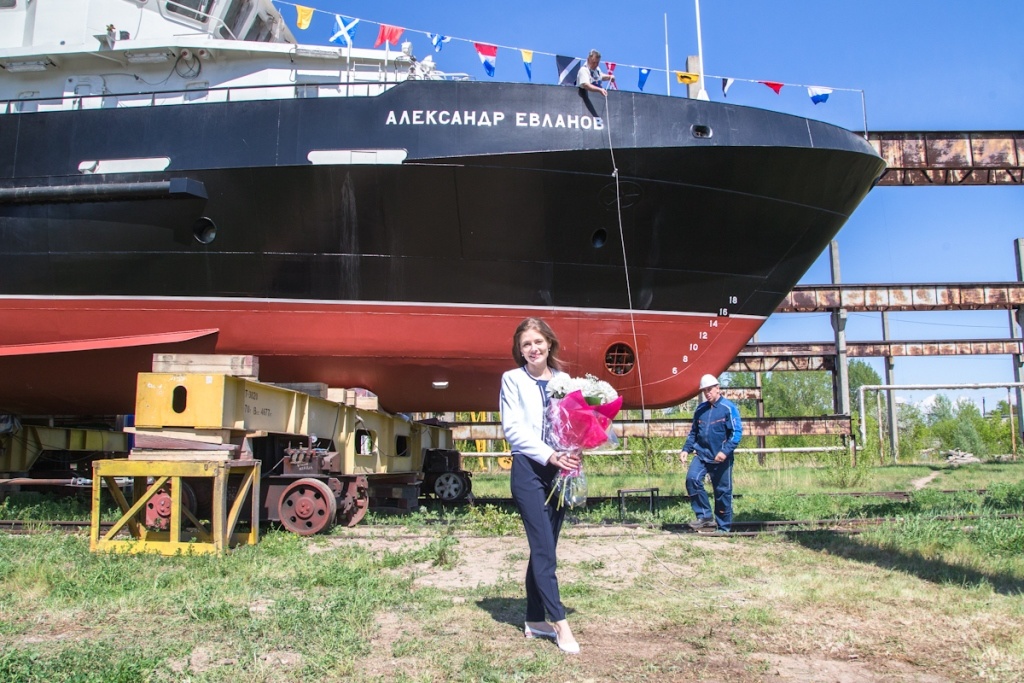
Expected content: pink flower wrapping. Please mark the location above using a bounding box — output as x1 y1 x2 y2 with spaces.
548 389 623 451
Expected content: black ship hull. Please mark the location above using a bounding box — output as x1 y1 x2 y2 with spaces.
0 80 884 414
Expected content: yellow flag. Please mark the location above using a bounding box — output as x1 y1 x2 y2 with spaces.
295 5 314 30
676 71 699 85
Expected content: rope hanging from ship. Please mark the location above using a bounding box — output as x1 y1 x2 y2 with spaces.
603 96 655 479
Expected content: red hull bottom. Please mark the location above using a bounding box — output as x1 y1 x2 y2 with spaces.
0 298 764 415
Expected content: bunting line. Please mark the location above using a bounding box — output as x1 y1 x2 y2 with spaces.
270 1 866 102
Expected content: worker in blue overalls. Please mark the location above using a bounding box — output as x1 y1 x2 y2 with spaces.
680 374 743 532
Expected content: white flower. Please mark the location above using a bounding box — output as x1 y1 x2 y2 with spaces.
547 373 618 403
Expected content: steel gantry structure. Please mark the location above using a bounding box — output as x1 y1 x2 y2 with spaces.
869 131 1023 186
447 132 1024 461
735 238 1024 459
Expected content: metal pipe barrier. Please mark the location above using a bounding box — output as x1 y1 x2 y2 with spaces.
857 382 1024 444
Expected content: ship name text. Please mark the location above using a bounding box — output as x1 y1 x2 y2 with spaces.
385 110 604 130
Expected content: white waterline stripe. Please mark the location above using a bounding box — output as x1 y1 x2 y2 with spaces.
0 295 765 321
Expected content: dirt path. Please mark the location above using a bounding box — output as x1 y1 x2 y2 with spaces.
910 470 941 490
328 524 1018 682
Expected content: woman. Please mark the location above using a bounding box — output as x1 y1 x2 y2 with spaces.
499 317 581 654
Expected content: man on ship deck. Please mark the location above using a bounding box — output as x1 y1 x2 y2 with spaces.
576 49 614 97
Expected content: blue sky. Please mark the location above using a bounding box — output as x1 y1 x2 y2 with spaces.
275 1 1024 412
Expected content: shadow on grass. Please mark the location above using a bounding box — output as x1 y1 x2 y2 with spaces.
475 597 577 631
786 530 1024 596
476 597 527 631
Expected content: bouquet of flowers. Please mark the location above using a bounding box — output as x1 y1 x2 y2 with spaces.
543 374 623 509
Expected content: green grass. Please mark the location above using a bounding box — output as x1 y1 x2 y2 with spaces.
467 459 1024 498
2 461 1024 681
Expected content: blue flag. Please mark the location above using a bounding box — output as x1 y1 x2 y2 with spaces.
428 33 451 52
807 86 832 105
638 68 651 92
556 55 581 85
329 15 358 48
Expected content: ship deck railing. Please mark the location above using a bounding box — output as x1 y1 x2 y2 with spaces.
0 72 472 115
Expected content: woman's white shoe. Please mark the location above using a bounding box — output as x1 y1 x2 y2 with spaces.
556 634 580 654
524 622 557 640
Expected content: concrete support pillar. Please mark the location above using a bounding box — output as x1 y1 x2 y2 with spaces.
753 332 766 465
830 242 850 416
1014 238 1024 449
882 311 899 462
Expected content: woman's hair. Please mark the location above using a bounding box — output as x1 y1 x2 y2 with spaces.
512 317 564 371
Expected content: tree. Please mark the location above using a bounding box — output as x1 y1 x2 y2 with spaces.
762 371 831 417
848 359 883 407
896 401 928 461
761 371 834 450
927 397 988 456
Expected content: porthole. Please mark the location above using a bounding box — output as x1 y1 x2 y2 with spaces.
592 228 607 248
605 343 635 376
691 124 713 139
192 217 217 244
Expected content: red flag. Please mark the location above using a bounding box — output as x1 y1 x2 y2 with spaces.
604 61 618 90
759 81 784 94
374 24 404 48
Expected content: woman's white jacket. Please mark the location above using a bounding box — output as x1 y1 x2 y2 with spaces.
500 366 564 466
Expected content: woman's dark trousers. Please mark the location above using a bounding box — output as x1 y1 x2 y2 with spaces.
510 454 567 622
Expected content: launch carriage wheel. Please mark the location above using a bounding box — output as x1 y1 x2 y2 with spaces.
278 478 338 536
336 475 369 527
433 472 470 502
145 480 198 531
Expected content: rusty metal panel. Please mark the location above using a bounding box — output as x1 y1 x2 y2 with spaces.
890 286 915 309
752 416 851 437
985 287 1011 306
840 287 866 308
878 135 925 167
789 289 823 310
722 387 762 401
781 283 1024 313
912 286 938 308
730 357 834 372
819 288 841 308
928 134 972 167
616 416 850 439
748 338 1023 361
864 286 888 309
934 286 957 308
868 132 1022 185
971 135 1017 167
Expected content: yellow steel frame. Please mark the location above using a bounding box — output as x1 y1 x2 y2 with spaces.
1 425 128 473
134 373 453 475
90 458 260 555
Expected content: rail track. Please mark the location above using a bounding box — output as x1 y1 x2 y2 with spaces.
458 489 990 507
0 519 107 534
4 511 1020 539
0 486 1004 538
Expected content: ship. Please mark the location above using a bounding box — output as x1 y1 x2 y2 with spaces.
0 0 885 416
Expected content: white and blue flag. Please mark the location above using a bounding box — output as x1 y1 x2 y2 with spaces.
807 86 832 105
428 33 451 52
329 15 359 48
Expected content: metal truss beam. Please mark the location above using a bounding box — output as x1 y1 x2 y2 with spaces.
777 282 1024 313
451 415 851 441
869 131 1023 185
729 339 1023 373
